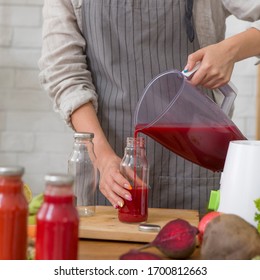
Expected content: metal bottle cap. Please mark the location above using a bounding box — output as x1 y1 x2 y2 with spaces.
74 132 94 140
44 173 74 185
0 166 24 176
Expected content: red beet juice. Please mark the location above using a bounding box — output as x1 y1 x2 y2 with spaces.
36 194 79 260
135 124 246 172
118 186 148 223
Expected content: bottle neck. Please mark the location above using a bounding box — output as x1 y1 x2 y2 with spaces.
121 137 149 188
44 184 74 204
73 138 96 158
44 193 74 204
122 137 148 169
73 138 92 148
0 176 23 194
125 137 145 154
45 183 73 195
43 174 75 204
71 138 97 166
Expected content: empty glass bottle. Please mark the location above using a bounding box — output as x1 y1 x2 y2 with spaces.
68 132 97 216
118 137 149 223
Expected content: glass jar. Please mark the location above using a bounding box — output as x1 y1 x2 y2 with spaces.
35 173 79 260
118 137 149 223
0 166 28 260
68 132 97 217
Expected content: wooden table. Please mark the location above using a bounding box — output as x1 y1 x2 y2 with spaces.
79 206 199 242
77 206 200 260
78 238 200 260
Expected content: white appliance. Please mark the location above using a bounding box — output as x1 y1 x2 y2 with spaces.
217 140 260 227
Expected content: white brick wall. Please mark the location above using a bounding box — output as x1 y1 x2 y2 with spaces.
0 0 74 195
0 2 258 196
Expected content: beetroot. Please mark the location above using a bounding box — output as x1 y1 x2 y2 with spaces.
119 249 162 260
145 219 199 259
201 214 260 260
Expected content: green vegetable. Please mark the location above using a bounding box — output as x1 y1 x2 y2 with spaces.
28 193 44 225
254 198 260 233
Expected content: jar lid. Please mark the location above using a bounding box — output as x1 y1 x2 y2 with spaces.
0 166 24 176
44 173 74 185
74 132 94 139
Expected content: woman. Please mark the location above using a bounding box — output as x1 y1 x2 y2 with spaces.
39 0 260 215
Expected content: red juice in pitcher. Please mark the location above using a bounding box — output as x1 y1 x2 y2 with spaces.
118 187 148 223
135 124 246 172
36 174 79 260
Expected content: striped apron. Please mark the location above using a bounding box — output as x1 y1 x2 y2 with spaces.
82 0 221 215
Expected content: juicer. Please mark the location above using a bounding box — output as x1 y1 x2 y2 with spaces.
209 140 260 227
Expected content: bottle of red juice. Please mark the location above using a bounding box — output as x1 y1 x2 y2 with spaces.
35 173 79 260
0 166 28 260
118 137 149 223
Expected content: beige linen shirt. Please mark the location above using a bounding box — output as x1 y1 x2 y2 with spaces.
39 0 260 126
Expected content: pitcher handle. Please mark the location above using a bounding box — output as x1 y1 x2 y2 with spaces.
213 81 237 115
182 63 237 116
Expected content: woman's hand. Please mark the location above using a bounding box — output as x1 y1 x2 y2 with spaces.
185 42 235 89
185 28 260 89
97 153 132 209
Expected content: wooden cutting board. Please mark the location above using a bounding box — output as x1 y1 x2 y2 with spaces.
79 206 199 243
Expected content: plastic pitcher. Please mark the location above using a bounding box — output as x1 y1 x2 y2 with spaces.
134 69 246 172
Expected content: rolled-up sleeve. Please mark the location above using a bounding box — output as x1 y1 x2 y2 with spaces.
222 0 260 22
252 20 260 31
38 0 98 127
222 0 260 63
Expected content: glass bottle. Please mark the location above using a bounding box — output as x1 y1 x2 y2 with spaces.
68 132 97 217
35 173 79 260
0 166 28 260
118 137 149 223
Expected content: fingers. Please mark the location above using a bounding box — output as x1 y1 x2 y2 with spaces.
98 165 133 209
184 49 204 72
113 170 132 190
190 65 232 89
120 166 147 187
100 182 132 209
185 44 235 89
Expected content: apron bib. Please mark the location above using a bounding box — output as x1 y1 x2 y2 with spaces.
82 0 220 214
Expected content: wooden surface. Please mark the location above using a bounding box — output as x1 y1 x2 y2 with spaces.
79 206 199 243
78 239 201 260
256 64 260 140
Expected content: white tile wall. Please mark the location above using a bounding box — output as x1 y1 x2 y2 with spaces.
0 2 258 195
0 0 74 194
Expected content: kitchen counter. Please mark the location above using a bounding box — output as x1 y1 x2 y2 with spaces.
79 206 199 242
78 239 200 260
78 206 200 260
